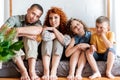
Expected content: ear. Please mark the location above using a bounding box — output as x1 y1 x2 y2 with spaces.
27 8 30 13
108 25 110 31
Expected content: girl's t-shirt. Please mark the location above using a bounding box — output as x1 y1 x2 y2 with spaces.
74 31 91 45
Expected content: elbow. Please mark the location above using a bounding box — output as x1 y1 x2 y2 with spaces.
108 45 113 48
36 27 43 34
107 44 113 48
108 43 113 48
33 27 43 35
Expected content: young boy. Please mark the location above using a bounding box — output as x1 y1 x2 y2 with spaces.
86 16 115 79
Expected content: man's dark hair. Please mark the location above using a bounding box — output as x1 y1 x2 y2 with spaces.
30 4 43 14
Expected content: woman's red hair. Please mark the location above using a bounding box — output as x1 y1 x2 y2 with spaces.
44 7 67 34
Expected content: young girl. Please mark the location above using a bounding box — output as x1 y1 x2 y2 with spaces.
86 16 115 79
41 7 70 80
65 18 91 80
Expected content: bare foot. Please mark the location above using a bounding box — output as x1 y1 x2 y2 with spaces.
20 71 30 80
67 74 74 80
50 75 58 80
30 72 40 80
106 73 115 79
74 75 82 80
42 75 49 80
89 72 101 79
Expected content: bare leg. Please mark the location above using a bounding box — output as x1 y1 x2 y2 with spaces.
28 58 40 80
106 51 115 79
75 52 86 80
15 56 30 80
86 47 101 79
0 61 2 69
50 55 61 80
67 50 80 80
42 55 50 80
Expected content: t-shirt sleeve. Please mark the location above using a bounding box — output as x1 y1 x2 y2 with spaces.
63 34 71 47
35 20 42 26
3 16 17 28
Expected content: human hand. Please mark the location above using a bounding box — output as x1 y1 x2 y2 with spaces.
89 45 96 52
43 27 55 31
42 30 56 41
77 43 90 51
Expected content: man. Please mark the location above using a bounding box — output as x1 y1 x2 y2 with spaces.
2 4 43 80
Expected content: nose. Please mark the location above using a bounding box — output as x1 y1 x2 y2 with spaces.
32 16 37 20
51 18 55 22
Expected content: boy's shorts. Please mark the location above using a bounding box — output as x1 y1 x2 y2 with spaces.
93 48 116 61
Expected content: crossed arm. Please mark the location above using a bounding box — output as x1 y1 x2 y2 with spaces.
16 26 43 36
42 27 71 46
0 25 43 41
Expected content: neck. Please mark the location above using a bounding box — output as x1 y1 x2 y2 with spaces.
79 30 85 36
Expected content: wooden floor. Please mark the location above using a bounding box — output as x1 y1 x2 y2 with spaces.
0 77 120 80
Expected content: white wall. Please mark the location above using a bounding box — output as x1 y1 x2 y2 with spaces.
4 0 106 27
4 0 10 22
0 0 4 26
114 0 120 56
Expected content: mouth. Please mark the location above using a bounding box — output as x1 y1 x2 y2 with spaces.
51 23 58 27
78 28 81 31
30 19 34 22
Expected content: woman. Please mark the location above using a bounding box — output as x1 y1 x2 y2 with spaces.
41 7 70 80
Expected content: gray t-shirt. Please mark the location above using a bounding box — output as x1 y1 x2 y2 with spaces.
4 15 42 27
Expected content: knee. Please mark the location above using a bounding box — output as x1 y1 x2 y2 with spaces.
86 49 93 57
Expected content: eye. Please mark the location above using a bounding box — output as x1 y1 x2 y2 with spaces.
72 26 77 30
49 17 52 20
36 15 40 19
77 23 80 26
96 25 99 28
32 12 35 16
100 27 103 29
55 16 58 19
